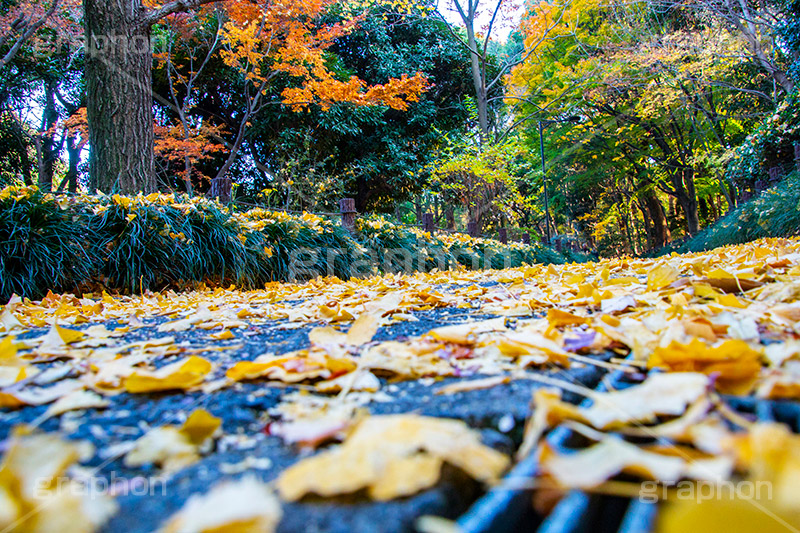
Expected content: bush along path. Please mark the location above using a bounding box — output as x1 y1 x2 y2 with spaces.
657 170 800 256
1 238 800 531
0 186 572 302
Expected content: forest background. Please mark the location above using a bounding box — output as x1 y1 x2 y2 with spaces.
1 0 799 258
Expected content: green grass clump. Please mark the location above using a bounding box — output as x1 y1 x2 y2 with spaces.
0 186 573 302
356 215 569 272
237 209 368 280
0 186 95 302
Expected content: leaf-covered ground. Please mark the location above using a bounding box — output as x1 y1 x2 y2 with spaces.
1 237 800 532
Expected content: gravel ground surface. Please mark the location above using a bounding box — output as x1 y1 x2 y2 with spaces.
0 306 611 533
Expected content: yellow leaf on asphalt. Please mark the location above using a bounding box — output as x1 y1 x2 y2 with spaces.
0 309 23 333
547 309 590 328
0 428 116 532
39 324 85 350
125 356 212 393
181 409 222 445
346 313 380 345
44 389 110 418
539 435 732 489
160 476 281 533
0 336 19 362
277 415 509 501
125 409 220 471
209 330 235 340
649 339 761 393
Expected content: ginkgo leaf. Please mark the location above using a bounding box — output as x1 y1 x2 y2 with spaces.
0 309 23 333
180 408 222 445
0 336 20 363
647 263 680 291
125 356 213 393
547 309 590 328
539 435 733 489
649 339 762 393
39 324 85 351
125 409 220 471
160 476 282 533
0 380 83 408
44 389 110 418
277 415 509 501
518 373 710 458
0 428 116 531
208 330 235 340
346 313 380 345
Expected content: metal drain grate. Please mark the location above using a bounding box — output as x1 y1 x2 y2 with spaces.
458 367 800 533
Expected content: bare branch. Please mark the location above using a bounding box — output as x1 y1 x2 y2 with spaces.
0 0 61 68
142 0 221 27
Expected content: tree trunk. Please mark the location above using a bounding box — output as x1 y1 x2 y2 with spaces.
65 135 81 193
37 83 59 192
643 190 670 248
84 0 156 194
446 207 455 230
671 167 699 235
675 192 699 236
638 201 655 249
464 24 488 141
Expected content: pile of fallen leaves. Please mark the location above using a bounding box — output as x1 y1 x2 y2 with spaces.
1 237 800 531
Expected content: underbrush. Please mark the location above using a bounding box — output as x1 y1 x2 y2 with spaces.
663 172 800 254
0 186 571 302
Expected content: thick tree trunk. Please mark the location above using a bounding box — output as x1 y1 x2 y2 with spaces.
675 193 699 236
84 0 155 194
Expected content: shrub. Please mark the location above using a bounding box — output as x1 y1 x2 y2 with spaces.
0 186 573 302
0 186 95 302
669 172 800 254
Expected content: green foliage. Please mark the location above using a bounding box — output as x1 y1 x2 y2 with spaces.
356 215 568 272
669 172 800 254
727 94 800 191
236 209 368 280
0 186 575 302
0 187 94 302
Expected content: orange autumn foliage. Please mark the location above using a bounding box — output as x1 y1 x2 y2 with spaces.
216 0 428 110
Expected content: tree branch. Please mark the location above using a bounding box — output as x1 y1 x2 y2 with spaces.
142 0 221 27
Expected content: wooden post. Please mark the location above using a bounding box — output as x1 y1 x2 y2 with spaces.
521 233 531 245
498 228 507 244
467 221 478 237
423 212 435 234
211 177 231 203
339 198 357 233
